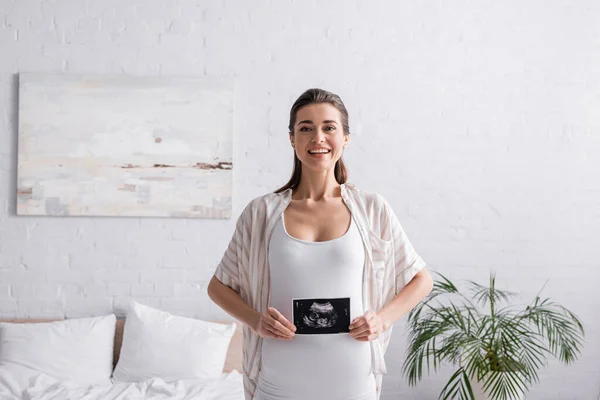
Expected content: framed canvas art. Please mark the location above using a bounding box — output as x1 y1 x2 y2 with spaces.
17 73 233 218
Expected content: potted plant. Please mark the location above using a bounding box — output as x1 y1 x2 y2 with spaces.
403 272 585 400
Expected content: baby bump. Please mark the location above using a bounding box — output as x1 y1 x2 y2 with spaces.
260 333 373 391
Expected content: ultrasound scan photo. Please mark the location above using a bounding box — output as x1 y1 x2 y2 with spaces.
292 297 351 334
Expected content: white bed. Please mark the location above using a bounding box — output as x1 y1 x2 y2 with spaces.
0 364 243 400
0 318 244 400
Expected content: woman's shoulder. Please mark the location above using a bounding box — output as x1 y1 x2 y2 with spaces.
237 190 288 220
345 183 389 210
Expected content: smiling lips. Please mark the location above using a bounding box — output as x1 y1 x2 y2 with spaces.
308 148 331 154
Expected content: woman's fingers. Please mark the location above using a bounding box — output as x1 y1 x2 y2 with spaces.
272 307 296 332
255 307 296 340
265 325 294 340
268 307 296 336
268 318 294 337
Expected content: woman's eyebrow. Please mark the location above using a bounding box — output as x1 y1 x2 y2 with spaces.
297 120 338 125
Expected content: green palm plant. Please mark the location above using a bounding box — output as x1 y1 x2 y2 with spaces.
403 271 585 400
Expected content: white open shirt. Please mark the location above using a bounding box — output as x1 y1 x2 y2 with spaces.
214 182 427 400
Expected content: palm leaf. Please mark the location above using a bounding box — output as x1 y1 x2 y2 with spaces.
516 297 585 364
466 272 517 309
439 367 475 400
481 369 528 400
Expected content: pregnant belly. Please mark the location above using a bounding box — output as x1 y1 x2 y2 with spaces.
260 333 372 393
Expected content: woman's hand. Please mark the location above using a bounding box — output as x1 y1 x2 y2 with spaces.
254 307 297 340
349 310 383 341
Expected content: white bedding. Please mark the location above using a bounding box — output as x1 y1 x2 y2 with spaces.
0 365 244 400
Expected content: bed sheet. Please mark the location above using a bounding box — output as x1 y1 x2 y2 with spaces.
0 365 244 400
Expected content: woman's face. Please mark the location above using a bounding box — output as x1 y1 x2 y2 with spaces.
290 103 349 172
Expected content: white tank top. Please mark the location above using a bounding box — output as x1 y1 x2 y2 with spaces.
254 210 376 400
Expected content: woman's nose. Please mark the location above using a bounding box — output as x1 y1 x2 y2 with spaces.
312 130 326 142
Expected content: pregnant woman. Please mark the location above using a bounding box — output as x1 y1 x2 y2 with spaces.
207 88 433 400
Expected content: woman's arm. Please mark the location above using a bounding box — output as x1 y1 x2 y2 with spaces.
207 276 261 330
349 269 433 340
208 276 297 339
377 268 433 330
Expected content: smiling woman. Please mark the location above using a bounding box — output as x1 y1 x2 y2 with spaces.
207 88 433 400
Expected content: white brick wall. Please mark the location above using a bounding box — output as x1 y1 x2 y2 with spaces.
1 1 599 398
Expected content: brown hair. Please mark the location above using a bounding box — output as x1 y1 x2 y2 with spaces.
273 88 350 194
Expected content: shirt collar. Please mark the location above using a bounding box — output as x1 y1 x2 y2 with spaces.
278 182 355 202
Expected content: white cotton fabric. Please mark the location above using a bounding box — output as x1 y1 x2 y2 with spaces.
0 315 116 386
0 364 244 400
254 213 375 400
112 301 236 383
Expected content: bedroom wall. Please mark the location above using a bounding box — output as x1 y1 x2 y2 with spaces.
1 1 599 398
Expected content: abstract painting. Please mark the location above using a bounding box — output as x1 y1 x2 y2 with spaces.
17 72 233 218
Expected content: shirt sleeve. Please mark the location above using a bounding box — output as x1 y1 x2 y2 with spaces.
381 197 427 295
213 205 249 294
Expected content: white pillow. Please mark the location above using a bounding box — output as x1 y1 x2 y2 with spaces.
0 314 116 385
112 301 236 382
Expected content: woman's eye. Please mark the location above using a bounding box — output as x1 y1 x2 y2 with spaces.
298 126 335 132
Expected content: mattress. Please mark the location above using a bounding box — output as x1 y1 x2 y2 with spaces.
0 365 244 400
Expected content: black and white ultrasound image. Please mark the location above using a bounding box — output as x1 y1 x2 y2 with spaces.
292 297 350 334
